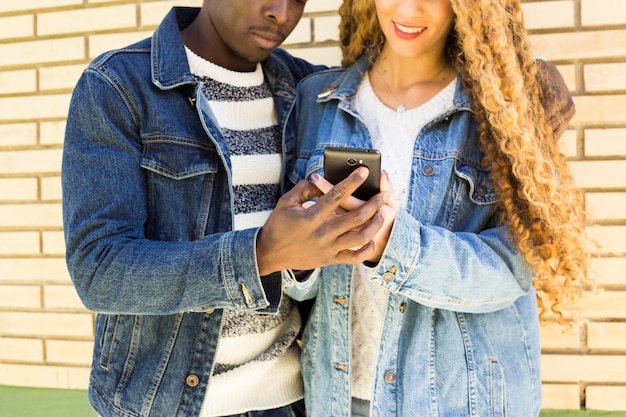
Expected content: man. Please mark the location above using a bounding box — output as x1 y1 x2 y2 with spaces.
62 1 385 416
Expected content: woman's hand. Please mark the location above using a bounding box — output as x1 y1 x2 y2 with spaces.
311 169 399 263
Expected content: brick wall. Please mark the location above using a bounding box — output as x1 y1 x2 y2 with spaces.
0 0 624 411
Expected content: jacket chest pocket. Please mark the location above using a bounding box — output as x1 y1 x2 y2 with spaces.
406 155 496 227
440 158 498 231
141 139 221 241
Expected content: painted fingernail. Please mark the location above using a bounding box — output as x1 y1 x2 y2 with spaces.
310 173 319 182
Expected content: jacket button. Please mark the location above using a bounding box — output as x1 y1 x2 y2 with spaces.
476 185 488 196
399 302 407 313
384 371 396 384
205 309 215 314
186 374 199 387
381 265 397 283
422 165 434 176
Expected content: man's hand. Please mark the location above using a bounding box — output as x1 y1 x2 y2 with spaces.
535 59 576 138
256 167 387 275
310 169 399 264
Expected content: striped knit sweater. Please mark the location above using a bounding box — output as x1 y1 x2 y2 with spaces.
186 48 303 416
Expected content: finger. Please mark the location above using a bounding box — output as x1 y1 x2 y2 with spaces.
334 212 386 262
309 166 369 215
379 170 399 208
324 196 386 247
279 179 324 208
312 168 369 212
379 170 392 193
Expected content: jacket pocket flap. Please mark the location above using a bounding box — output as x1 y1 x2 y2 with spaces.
141 139 218 180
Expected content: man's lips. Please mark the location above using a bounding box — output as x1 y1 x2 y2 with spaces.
251 29 285 49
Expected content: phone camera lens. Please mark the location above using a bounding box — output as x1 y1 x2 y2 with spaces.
346 157 358 166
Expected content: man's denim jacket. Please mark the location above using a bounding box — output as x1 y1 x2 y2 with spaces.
283 56 542 416
62 7 315 417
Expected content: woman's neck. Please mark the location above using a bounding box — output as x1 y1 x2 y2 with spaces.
369 50 456 112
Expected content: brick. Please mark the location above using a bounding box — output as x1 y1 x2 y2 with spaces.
42 231 66 255
529 30 626 61
285 18 312 45
559 129 577 158
0 94 72 122
0 337 43 362
569 161 626 189
0 14 34 41
585 128 626 157
0 69 37 95
140 0 203 27
44 285 86 311
581 0 626 26
586 385 626 411
578 290 626 319
0 123 37 146
522 1 575 30
589 257 626 287
0 149 63 175
586 192 626 221
40 121 67 146
0 178 38 201
0 285 41 309
38 5 137 36
542 354 626 382
285 46 342 68
0 0 81 13
541 383 580 410
584 63 626 92
0 94 70 120
314 15 340 42
571 95 626 125
0 312 93 337
304 0 342 13
586 226 626 256
46 340 93 366
41 176 63 201
0 204 62 228
0 232 40 256
0 38 85 68
0 363 90 390
588 322 626 351
88 31 152 59
0 258 70 284
39 64 86 91
539 321 582 351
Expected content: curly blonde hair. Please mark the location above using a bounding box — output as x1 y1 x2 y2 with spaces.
339 0 591 322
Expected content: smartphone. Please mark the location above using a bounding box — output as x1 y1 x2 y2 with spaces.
323 147 381 200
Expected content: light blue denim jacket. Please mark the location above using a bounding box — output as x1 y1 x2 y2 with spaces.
62 7 316 417
284 56 542 416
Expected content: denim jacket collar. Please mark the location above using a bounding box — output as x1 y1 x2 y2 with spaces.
150 7 198 90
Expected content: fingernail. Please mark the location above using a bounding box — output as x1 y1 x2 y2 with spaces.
310 173 319 182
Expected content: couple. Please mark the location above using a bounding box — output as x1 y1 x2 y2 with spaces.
62 1 588 416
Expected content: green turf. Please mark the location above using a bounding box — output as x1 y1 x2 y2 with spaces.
0 385 96 417
541 411 626 417
1 385 625 417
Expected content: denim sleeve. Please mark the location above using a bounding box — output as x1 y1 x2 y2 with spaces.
62 69 275 315
370 210 534 313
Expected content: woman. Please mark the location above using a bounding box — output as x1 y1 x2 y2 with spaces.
283 0 589 415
